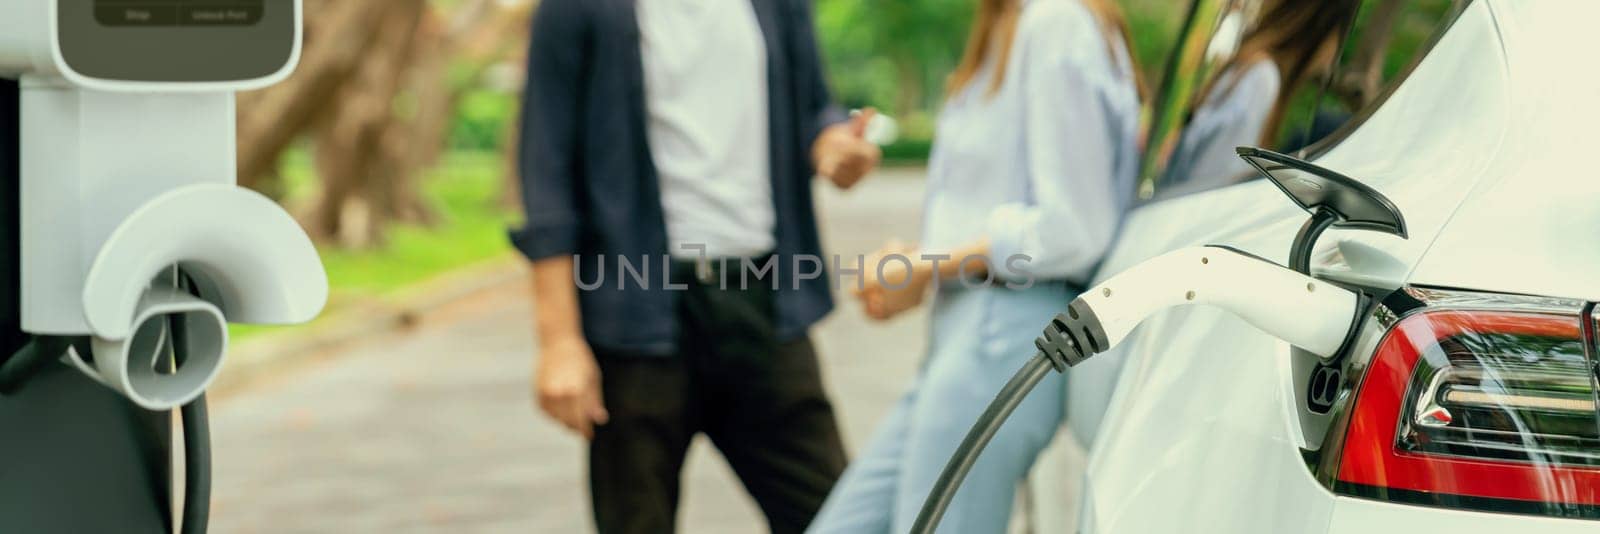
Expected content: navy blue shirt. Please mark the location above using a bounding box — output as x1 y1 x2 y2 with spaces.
510 0 843 355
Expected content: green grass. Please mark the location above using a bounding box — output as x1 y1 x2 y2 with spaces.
314 152 514 296
231 150 516 341
882 138 934 166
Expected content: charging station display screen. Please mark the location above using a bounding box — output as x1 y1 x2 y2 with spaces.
58 0 295 83
94 0 266 27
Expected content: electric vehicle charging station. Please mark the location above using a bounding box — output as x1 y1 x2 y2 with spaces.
0 1 323 531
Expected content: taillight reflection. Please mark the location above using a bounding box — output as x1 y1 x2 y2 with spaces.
1336 309 1600 518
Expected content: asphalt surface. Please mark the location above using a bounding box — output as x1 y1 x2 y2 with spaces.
207 169 1079 533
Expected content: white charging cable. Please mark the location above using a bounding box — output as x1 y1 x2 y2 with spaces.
911 245 1364 533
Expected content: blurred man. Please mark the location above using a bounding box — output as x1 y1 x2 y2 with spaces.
511 0 880 532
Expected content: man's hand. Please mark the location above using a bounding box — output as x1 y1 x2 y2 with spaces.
534 335 609 440
813 108 883 190
528 256 607 440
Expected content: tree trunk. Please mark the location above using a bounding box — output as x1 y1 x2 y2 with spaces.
236 0 391 192
306 0 427 247
236 0 535 247
893 59 923 123
1332 0 1403 110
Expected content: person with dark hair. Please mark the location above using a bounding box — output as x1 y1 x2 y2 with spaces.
1164 0 1360 188
511 0 881 532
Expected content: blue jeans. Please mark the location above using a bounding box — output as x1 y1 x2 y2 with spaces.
809 283 1072 533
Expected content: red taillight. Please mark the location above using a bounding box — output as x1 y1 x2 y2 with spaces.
1336 309 1600 513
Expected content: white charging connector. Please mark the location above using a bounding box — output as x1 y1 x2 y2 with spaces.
1070 245 1359 359
912 244 1366 533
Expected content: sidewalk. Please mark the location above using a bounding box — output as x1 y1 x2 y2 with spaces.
208 170 948 532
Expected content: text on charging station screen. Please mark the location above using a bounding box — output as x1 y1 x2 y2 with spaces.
95 0 265 27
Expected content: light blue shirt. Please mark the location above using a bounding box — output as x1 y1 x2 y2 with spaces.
809 4 1145 532
922 0 1142 284
1161 60 1280 191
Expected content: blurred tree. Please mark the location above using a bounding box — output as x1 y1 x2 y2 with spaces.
812 0 1452 152
410 0 534 172
236 0 390 198
236 0 531 248
308 0 428 247
814 0 1187 151
233 0 1463 248
816 0 971 121
1333 0 1402 109
1331 0 1463 110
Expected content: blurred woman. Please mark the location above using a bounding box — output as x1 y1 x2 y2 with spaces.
1162 0 1359 188
807 0 1142 531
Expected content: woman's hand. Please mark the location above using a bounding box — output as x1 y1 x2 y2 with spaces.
852 240 995 321
855 240 931 321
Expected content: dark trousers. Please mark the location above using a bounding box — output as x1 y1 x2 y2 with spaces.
589 263 848 534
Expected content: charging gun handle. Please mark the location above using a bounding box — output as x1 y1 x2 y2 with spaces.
1045 245 1360 366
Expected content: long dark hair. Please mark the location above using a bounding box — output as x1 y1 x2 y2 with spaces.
1196 0 1359 145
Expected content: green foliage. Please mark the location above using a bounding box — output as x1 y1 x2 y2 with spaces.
232 150 514 340
314 151 513 296
1119 0 1192 84
816 0 971 114
815 0 1191 152
452 89 518 152
882 138 935 165
815 0 1458 163
430 1 1460 165
1276 0 1460 146
1373 0 1458 79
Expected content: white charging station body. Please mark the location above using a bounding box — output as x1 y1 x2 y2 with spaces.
2 0 323 409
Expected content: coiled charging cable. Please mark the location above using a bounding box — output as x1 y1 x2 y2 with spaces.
172 271 211 534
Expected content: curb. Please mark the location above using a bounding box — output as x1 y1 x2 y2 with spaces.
211 255 526 395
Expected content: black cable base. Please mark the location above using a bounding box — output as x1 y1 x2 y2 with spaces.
171 279 211 534
0 336 87 395
179 394 210 534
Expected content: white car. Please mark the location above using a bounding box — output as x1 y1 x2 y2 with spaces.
1063 0 1600 532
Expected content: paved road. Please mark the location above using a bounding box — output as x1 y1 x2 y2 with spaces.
208 169 1079 533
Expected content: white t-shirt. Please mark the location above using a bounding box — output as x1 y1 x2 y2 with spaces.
637 0 775 259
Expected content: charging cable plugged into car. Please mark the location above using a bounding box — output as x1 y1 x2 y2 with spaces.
909 147 1410 533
